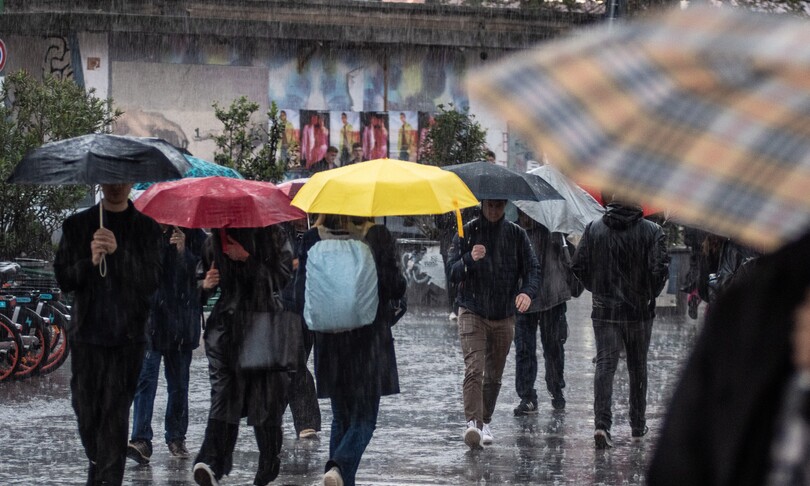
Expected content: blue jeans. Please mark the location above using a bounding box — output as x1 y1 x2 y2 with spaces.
514 303 568 403
326 393 380 486
130 348 193 443
592 318 653 433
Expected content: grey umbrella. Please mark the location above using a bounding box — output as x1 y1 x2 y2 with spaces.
443 161 563 202
7 134 191 185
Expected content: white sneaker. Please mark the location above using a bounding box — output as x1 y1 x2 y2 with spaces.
482 423 494 445
463 420 482 450
192 462 219 486
449 312 458 320
323 466 344 486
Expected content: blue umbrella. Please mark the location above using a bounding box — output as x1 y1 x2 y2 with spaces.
133 155 243 190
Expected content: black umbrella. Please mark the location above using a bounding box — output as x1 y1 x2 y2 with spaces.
444 161 564 202
7 134 191 185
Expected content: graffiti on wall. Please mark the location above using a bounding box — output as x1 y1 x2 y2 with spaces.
43 37 73 80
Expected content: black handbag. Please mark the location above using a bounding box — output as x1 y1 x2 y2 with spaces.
237 310 303 371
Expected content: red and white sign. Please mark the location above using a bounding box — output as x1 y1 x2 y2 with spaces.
0 39 6 72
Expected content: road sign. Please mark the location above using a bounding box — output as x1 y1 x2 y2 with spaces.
0 38 6 72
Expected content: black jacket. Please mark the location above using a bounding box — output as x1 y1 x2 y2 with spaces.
54 202 162 346
572 203 669 321
147 227 206 352
648 230 810 486
447 215 540 320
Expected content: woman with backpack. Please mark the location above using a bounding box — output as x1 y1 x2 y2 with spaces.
294 214 407 486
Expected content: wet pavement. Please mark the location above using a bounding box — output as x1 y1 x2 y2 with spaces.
0 293 702 485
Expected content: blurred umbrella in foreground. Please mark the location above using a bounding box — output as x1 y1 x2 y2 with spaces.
134 176 305 229
467 6 810 252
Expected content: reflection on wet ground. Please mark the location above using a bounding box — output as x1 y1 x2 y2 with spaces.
0 293 701 485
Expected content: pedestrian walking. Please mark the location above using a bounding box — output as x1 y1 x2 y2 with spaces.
572 196 669 448
513 210 580 415
280 219 322 441
127 225 206 464
54 183 162 486
447 199 540 450
192 226 295 486
294 214 406 486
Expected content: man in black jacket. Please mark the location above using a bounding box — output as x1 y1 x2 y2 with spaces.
54 183 162 485
448 199 540 450
572 198 669 449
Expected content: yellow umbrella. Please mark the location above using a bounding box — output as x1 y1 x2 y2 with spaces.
291 158 479 236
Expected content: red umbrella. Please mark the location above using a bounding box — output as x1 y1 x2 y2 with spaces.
134 176 306 228
579 183 664 217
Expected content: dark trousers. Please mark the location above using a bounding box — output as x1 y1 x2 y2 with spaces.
70 341 145 486
326 393 380 486
289 321 321 434
131 347 193 444
592 318 653 433
514 303 568 403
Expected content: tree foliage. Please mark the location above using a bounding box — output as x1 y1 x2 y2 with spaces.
418 104 488 167
0 70 121 259
212 96 287 183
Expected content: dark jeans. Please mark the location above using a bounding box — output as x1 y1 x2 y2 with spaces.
592 318 653 433
289 321 321 434
71 341 145 486
131 347 193 444
514 303 568 403
326 393 380 486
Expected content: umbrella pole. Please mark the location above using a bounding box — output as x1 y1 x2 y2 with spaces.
98 199 107 277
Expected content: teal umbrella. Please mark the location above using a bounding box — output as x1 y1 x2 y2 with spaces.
133 154 243 190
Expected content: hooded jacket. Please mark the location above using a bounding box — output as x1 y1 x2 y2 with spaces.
572 203 669 321
447 215 540 320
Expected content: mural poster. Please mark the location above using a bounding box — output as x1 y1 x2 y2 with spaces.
300 110 331 169
390 111 419 162
330 111 360 166
360 112 389 161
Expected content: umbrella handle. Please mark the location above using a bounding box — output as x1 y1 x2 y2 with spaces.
454 202 464 239
98 202 107 278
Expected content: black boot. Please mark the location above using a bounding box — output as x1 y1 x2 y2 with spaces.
253 424 283 485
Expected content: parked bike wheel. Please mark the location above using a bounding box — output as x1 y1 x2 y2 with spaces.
12 308 50 379
0 314 22 382
38 304 70 375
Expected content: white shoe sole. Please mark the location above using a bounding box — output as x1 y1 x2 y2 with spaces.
193 463 219 486
464 427 482 449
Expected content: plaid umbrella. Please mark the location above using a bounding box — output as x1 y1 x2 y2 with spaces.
467 6 810 251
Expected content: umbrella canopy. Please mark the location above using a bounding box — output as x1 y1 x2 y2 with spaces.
8 134 190 185
290 158 479 217
467 6 810 251
514 165 604 236
444 161 563 202
133 155 244 190
134 176 306 228
277 177 309 200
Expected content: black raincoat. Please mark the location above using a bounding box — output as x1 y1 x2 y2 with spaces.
572 203 669 321
648 230 810 486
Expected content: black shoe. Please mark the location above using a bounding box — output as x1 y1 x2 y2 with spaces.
168 439 191 458
551 396 566 410
594 429 613 449
513 399 539 416
631 425 649 443
126 440 152 465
